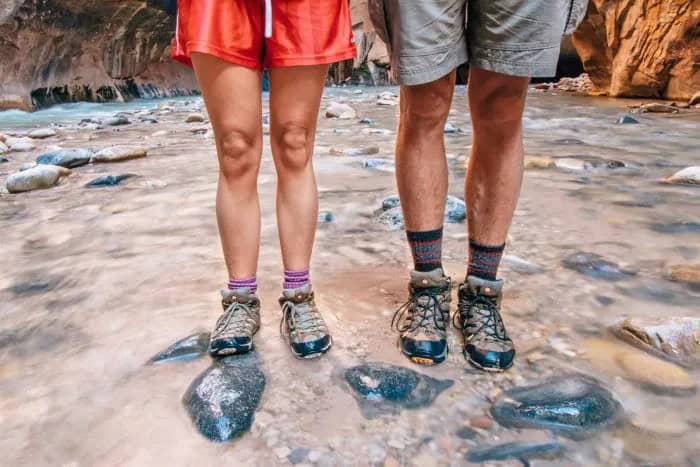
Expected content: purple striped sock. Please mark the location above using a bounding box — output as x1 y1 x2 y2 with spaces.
228 276 257 294
283 268 310 290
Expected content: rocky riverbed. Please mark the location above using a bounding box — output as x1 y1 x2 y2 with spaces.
1 87 699 466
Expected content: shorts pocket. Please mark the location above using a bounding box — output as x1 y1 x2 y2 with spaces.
368 0 392 47
564 0 589 35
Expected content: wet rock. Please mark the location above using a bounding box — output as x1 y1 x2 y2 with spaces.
664 166 700 185
85 174 136 188
80 118 101 125
19 162 37 171
378 196 465 229
641 102 678 113
361 127 392 136
466 441 564 463
502 255 545 274
330 146 379 157
6 278 58 296
583 339 697 395
185 113 205 123
151 130 169 137
562 252 636 281
148 332 210 364
524 156 555 169
554 156 637 172
344 362 453 419
325 102 356 119
444 122 460 134
469 415 494 430
456 426 478 439
553 138 585 145
667 264 700 287
6 137 36 152
445 196 466 222
6 165 71 193
36 148 92 168
610 317 700 367
140 117 159 124
0 156 7 163
380 195 401 211
104 115 130 126
377 207 405 231
617 114 639 124
359 118 375 125
288 448 310 464
363 159 395 172
376 92 398 106
318 211 336 223
690 91 700 106
490 375 622 438
182 353 265 442
26 128 57 139
92 146 147 163
0 141 8 154
650 221 700 234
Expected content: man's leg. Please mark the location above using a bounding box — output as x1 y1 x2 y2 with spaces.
392 73 455 365
269 65 332 358
190 52 263 356
456 67 529 372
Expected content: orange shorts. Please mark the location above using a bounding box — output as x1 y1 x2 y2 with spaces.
172 0 357 69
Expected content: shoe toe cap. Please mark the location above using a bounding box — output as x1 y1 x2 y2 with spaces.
465 345 515 371
209 336 253 355
401 337 447 362
292 334 332 357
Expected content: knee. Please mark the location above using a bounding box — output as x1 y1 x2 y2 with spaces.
217 128 259 179
400 81 453 133
470 76 528 124
274 123 310 172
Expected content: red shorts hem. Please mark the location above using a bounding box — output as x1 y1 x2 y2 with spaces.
172 42 262 70
267 47 358 67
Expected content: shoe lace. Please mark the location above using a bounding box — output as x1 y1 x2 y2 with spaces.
392 287 447 334
454 291 508 343
280 298 323 337
214 301 256 335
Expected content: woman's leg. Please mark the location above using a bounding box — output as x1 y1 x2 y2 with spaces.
268 65 328 272
190 53 263 279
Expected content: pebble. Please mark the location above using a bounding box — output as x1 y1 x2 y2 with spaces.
359 118 375 125
185 113 205 123
344 362 453 419
617 114 639 124
501 255 545 274
324 102 356 119
490 375 622 438
151 130 168 137
0 156 7 163
148 332 210 364
524 156 555 169
85 174 135 188
610 316 700 366
667 264 700 286
469 415 494 430
562 251 636 281
140 117 159 124
182 353 265 442
274 446 291 459
641 102 678 113
650 221 700 234
103 115 130 126
381 195 401 211
466 441 564 463
364 159 395 172
92 146 147 163
28 128 57 139
6 165 71 193
330 146 379 156
318 211 336 223
554 156 636 172
376 98 397 106
444 122 460 134
7 137 36 152
455 426 478 439
378 196 466 229
664 166 700 185
287 447 310 464
36 148 93 168
0 141 8 154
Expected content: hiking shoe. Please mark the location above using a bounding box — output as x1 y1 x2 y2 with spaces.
392 269 452 365
209 288 261 357
455 276 515 372
279 284 332 358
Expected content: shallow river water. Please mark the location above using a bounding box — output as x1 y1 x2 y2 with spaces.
1 87 699 466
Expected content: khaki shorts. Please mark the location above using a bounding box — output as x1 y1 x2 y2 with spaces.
369 0 588 85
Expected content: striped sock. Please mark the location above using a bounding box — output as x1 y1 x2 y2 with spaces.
407 228 443 272
283 268 310 291
228 276 257 294
467 239 505 281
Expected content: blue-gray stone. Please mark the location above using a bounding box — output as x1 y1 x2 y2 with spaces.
445 196 466 223
455 426 478 439
381 195 401 211
36 148 93 168
364 159 395 171
85 174 135 188
318 211 336 223
651 222 700 234
617 114 639 124
562 252 636 281
0 156 8 163
148 332 210 364
345 363 453 419
183 353 265 442
377 206 405 231
490 375 622 439
554 138 585 145
140 117 159 124
466 441 564 463
288 448 311 464
378 195 465 230
104 115 130 126
359 118 375 125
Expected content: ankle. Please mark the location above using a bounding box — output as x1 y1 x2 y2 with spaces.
283 268 310 291
467 239 505 281
407 227 443 272
228 276 257 294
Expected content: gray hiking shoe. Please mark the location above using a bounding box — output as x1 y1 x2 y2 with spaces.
209 288 261 357
455 276 515 372
392 269 452 365
279 284 332 358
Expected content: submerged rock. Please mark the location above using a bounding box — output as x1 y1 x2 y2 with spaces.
444 122 460 134
7 137 36 152
344 363 453 419
6 165 70 193
85 174 135 188
380 195 401 211
650 221 700 234
0 141 8 154
104 115 130 126
667 264 700 288
183 353 265 442
36 148 92 168
524 156 555 169
562 252 636 281
617 114 639 124
502 255 546 274
364 159 395 172
664 166 700 185
330 146 379 157
377 206 405 230
610 317 700 367
445 196 467 222
148 332 210 364
92 146 147 163
466 441 564 463
377 196 466 230
325 102 356 119
185 113 205 123
490 375 622 438
28 128 57 138
318 211 336 223
553 156 638 172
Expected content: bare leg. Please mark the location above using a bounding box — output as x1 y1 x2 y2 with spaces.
191 53 262 278
268 65 328 271
396 72 456 232
466 68 529 245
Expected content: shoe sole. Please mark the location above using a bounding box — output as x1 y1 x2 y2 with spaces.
396 338 447 366
465 354 513 373
290 336 333 360
209 342 254 357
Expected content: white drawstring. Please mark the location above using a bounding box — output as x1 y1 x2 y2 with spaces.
264 0 272 38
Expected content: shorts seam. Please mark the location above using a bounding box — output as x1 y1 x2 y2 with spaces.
180 41 262 70
267 47 357 66
472 42 562 53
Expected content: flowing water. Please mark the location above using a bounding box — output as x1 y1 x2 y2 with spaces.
1 87 699 466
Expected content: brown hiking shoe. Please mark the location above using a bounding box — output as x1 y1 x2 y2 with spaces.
279 284 332 359
209 288 261 357
392 269 452 365
455 276 515 372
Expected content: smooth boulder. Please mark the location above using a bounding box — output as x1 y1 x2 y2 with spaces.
36 148 92 168
610 317 700 367
28 128 57 139
6 165 71 193
562 252 636 281
92 146 147 163
665 166 700 185
148 332 210 364
325 102 357 119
